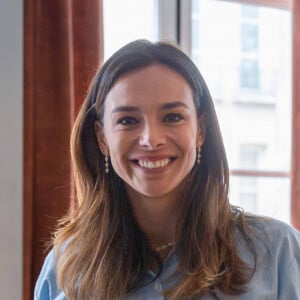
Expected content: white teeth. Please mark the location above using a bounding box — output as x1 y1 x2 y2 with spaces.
148 162 155 168
137 158 171 169
155 161 161 168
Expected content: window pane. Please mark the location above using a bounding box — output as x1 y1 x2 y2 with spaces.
191 0 291 172
103 0 159 59
241 24 258 52
241 5 258 18
191 0 292 221
230 176 290 223
240 59 260 89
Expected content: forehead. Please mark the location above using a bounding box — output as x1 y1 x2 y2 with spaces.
104 64 195 110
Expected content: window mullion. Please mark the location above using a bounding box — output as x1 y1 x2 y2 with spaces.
157 0 178 44
179 0 192 55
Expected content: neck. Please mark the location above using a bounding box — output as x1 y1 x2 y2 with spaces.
126 186 180 249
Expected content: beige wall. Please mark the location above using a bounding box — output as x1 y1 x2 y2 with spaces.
0 0 23 298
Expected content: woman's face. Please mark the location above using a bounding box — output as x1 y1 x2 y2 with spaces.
96 64 204 200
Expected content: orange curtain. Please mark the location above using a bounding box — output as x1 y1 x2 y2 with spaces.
292 0 300 230
23 1 103 299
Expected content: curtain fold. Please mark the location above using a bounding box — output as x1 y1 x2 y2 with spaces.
23 1 103 299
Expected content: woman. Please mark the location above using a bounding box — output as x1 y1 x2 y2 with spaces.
35 40 300 299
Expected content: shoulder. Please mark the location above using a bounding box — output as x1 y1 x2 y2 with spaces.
243 217 300 297
258 218 300 267
247 216 300 253
256 216 300 236
34 249 66 300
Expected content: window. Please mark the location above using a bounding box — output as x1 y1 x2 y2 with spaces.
241 23 258 52
238 177 258 212
102 0 293 224
188 0 291 222
240 5 260 91
103 0 178 59
240 59 260 89
103 0 159 59
241 5 259 18
237 145 264 213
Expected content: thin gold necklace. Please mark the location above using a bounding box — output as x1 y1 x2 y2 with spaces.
155 242 175 252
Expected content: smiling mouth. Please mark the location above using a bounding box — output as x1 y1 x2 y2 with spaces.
132 158 175 169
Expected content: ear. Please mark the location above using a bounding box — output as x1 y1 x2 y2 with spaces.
197 114 206 146
95 121 109 155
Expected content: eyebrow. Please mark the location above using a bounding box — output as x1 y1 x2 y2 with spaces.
160 101 189 110
111 106 139 114
111 101 189 114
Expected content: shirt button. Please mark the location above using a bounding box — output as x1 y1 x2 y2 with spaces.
153 281 160 291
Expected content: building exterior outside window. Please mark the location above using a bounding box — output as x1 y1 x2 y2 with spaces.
191 0 291 223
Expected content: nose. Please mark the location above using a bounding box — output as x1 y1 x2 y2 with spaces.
139 122 166 149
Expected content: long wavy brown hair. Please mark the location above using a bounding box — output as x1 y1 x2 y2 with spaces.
53 40 259 299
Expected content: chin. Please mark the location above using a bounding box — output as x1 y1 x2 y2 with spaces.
138 186 177 199
142 192 168 198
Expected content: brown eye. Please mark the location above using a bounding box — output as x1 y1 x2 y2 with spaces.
164 114 184 123
117 117 138 125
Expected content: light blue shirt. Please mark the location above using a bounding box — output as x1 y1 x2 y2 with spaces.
35 218 300 299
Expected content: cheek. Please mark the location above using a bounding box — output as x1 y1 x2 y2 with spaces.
107 140 123 162
182 132 197 150
182 134 198 162
188 145 197 164
106 135 132 171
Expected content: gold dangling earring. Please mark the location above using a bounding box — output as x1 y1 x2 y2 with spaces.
105 154 109 173
197 146 201 165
